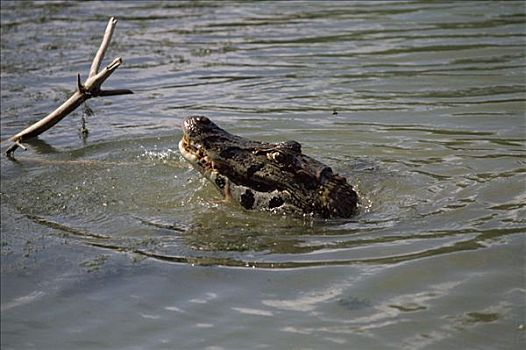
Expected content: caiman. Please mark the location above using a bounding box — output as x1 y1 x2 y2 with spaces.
179 116 358 218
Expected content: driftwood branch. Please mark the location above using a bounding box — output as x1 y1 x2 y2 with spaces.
5 16 133 158
89 17 117 78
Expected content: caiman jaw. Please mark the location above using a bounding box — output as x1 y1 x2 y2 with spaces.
178 135 198 164
179 135 216 174
179 133 227 195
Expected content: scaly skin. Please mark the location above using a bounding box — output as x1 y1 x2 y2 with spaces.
179 116 358 218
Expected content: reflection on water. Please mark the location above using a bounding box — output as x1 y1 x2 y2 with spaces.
1 1 525 349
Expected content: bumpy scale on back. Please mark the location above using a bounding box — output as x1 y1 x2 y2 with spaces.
179 116 358 218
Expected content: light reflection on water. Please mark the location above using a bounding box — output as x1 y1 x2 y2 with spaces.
1 1 525 349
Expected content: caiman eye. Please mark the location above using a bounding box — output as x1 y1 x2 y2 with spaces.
317 167 333 184
195 116 211 125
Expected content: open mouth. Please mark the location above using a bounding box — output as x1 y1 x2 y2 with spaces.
178 135 214 173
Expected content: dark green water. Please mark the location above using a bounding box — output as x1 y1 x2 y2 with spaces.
1 1 525 349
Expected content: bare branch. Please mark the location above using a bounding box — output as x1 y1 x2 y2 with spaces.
77 74 86 93
5 17 132 158
84 57 123 91
97 89 134 96
89 17 117 78
8 90 87 144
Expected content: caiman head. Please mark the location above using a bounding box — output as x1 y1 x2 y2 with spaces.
179 116 358 218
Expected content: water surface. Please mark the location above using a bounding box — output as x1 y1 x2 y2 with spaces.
1 1 525 349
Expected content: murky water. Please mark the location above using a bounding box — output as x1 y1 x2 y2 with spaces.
1 1 525 349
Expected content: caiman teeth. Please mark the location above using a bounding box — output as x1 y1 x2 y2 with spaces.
178 138 198 163
179 136 216 173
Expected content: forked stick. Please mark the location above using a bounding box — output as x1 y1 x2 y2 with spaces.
89 17 117 78
5 17 133 158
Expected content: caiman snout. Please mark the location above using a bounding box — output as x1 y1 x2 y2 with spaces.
183 116 213 136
